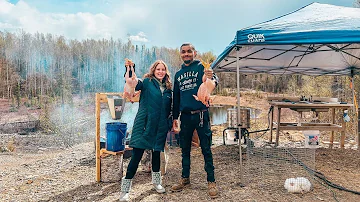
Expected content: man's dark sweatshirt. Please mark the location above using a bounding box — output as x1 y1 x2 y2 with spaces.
172 60 218 120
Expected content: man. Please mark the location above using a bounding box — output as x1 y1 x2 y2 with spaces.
171 43 219 198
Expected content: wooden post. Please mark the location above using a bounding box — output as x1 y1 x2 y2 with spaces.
95 93 101 182
269 107 274 143
329 108 335 149
358 108 360 151
341 109 346 149
275 107 281 147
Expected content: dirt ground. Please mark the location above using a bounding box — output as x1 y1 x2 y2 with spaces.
1 137 359 202
1 94 360 201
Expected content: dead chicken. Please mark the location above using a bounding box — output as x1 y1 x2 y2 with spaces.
193 59 216 107
123 58 140 103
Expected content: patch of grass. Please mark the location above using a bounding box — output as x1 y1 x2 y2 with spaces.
6 140 16 152
0 146 10 152
9 107 18 112
24 101 31 108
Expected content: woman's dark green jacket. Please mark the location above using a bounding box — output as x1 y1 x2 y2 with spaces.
129 77 172 151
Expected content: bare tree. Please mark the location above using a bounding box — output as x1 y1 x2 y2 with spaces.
355 0 360 7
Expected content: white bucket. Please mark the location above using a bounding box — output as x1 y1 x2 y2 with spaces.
303 130 320 148
225 129 237 145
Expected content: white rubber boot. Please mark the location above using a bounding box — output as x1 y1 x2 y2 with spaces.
152 171 166 193
120 177 132 202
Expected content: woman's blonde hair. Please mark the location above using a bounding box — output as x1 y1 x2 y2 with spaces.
144 60 172 89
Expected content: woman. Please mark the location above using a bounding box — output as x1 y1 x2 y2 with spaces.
120 60 172 202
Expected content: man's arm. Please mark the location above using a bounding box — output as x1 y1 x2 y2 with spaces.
172 75 181 132
172 76 180 120
204 68 219 86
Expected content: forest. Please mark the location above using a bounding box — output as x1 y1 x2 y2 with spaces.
0 30 359 108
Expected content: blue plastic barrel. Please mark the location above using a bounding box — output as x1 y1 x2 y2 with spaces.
105 122 127 152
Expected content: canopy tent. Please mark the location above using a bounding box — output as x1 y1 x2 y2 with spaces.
212 2 360 76
211 3 360 172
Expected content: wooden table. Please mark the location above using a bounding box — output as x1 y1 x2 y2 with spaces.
95 92 136 182
268 101 353 148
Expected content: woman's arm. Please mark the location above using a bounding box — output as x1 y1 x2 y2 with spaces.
135 79 143 91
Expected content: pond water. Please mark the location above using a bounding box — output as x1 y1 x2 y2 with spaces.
209 105 262 125
103 103 261 135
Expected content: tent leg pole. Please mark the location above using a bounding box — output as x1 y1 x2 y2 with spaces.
352 76 360 150
236 47 244 185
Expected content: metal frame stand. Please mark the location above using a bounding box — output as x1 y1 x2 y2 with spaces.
223 127 248 145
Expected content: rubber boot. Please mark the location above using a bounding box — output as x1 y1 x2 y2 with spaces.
120 177 132 202
152 171 165 193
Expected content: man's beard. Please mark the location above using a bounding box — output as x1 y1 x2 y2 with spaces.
184 60 192 64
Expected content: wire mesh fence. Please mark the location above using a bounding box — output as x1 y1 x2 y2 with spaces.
244 138 316 196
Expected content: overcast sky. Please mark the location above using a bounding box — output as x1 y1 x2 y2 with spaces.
0 0 356 55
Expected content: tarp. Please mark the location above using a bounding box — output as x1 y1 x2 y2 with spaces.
212 2 360 76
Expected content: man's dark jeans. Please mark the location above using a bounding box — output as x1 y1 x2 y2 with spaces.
179 111 215 182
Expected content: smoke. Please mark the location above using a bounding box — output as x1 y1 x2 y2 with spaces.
42 94 140 147
99 102 139 139
119 102 139 134
45 102 95 147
